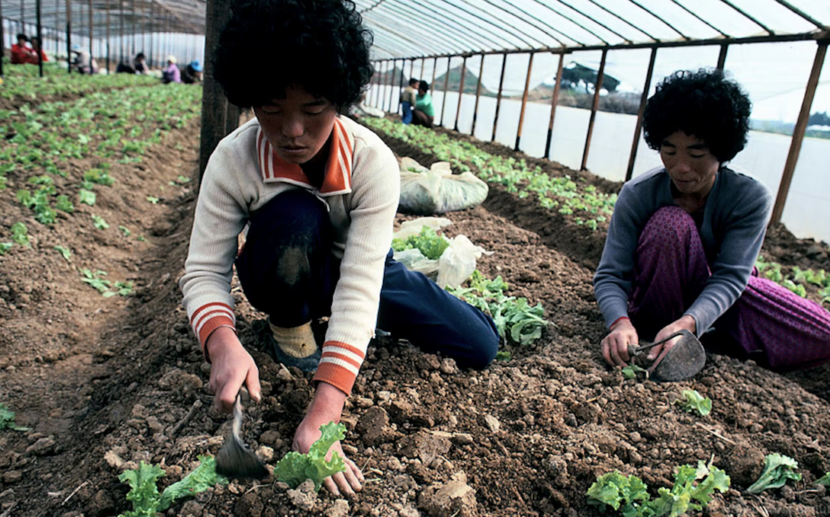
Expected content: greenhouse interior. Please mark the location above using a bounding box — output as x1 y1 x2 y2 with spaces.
1 0 830 516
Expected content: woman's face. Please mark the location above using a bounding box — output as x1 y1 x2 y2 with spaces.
660 131 720 198
254 86 338 166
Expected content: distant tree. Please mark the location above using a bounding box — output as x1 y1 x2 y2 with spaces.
808 111 830 126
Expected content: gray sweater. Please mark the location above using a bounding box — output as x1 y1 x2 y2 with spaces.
593 166 773 335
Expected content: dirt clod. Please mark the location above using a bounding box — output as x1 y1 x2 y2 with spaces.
418 471 477 517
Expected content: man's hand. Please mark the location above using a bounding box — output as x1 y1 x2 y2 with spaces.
646 315 697 370
293 382 364 497
205 327 261 414
601 317 639 367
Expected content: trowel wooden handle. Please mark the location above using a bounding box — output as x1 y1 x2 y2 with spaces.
628 330 688 357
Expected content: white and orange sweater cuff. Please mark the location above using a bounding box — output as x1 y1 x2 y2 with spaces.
190 302 236 351
313 341 366 396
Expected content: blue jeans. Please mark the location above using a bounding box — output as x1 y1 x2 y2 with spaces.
401 102 413 125
235 190 499 369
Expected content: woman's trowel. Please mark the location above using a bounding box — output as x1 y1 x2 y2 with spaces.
627 329 706 382
215 395 269 479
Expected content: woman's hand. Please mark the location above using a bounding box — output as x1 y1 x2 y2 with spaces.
646 315 697 370
293 382 364 497
601 318 639 367
205 327 261 414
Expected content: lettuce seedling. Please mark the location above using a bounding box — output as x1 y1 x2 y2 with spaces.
91 214 109 230
0 403 29 431
0 243 12 255
816 473 830 486
79 189 96 206
392 226 449 260
275 422 347 490
11 222 29 247
587 459 729 517
54 245 71 261
621 364 647 380
746 453 802 494
118 456 227 517
674 390 712 417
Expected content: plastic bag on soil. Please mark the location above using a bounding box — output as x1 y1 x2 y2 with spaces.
399 158 489 215
392 218 491 288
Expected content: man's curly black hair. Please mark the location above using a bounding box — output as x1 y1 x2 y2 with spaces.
643 69 752 163
213 0 374 112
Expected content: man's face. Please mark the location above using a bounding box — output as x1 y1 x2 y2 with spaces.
254 86 337 166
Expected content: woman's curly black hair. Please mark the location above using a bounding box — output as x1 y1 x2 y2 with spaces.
643 69 752 163
213 0 374 112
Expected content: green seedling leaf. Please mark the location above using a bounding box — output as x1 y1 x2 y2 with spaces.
115 281 134 296
56 195 74 213
54 245 71 261
275 422 347 490
118 461 165 516
746 453 802 494
621 364 648 380
158 455 228 511
0 243 12 254
11 222 29 247
79 189 96 206
91 214 109 230
817 473 830 486
392 226 449 260
119 225 131 237
495 350 512 362
674 390 712 417
137 235 146 242
0 403 29 431
80 269 112 294
146 196 159 204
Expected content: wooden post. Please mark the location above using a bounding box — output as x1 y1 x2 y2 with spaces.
771 41 827 225
387 59 396 113
119 0 124 62
88 0 93 70
580 48 608 171
397 58 405 114
0 0 4 76
105 2 110 73
149 1 154 67
408 58 414 82
454 55 467 132
439 56 451 127
430 56 437 96
199 0 235 179
378 60 386 109
65 0 71 73
491 52 507 142
471 54 485 135
419 57 425 81
36 0 43 77
54 0 59 65
716 43 728 70
625 47 657 181
544 52 565 159
130 0 136 57
515 52 535 151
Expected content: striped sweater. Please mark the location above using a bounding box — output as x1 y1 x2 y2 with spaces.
180 115 400 396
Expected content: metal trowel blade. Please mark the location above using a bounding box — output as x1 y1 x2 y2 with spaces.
649 329 707 382
215 396 269 479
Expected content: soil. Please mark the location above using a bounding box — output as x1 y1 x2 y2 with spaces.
1 112 829 517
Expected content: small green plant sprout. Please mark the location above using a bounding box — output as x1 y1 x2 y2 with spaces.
146 196 159 204
176 175 191 183
495 350 512 362
109 281 134 297
137 235 146 242
0 403 29 431
81 269 112 294
91 214 109 230
79 189 96 206
11 222 30 247
587 458 730 517
621 364 648 380
83 168 115 186
391 226 449 260
674 390 712 417
119 225 131 237
275 422 347 491
54 245 72 261
0 243 12 255
55 195 74 213
117 455 228 516
746 453 802 494
816 473 830 486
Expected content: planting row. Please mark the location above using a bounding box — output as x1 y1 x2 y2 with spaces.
1 62 158 104
0 82 201 295
363 117 616 232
